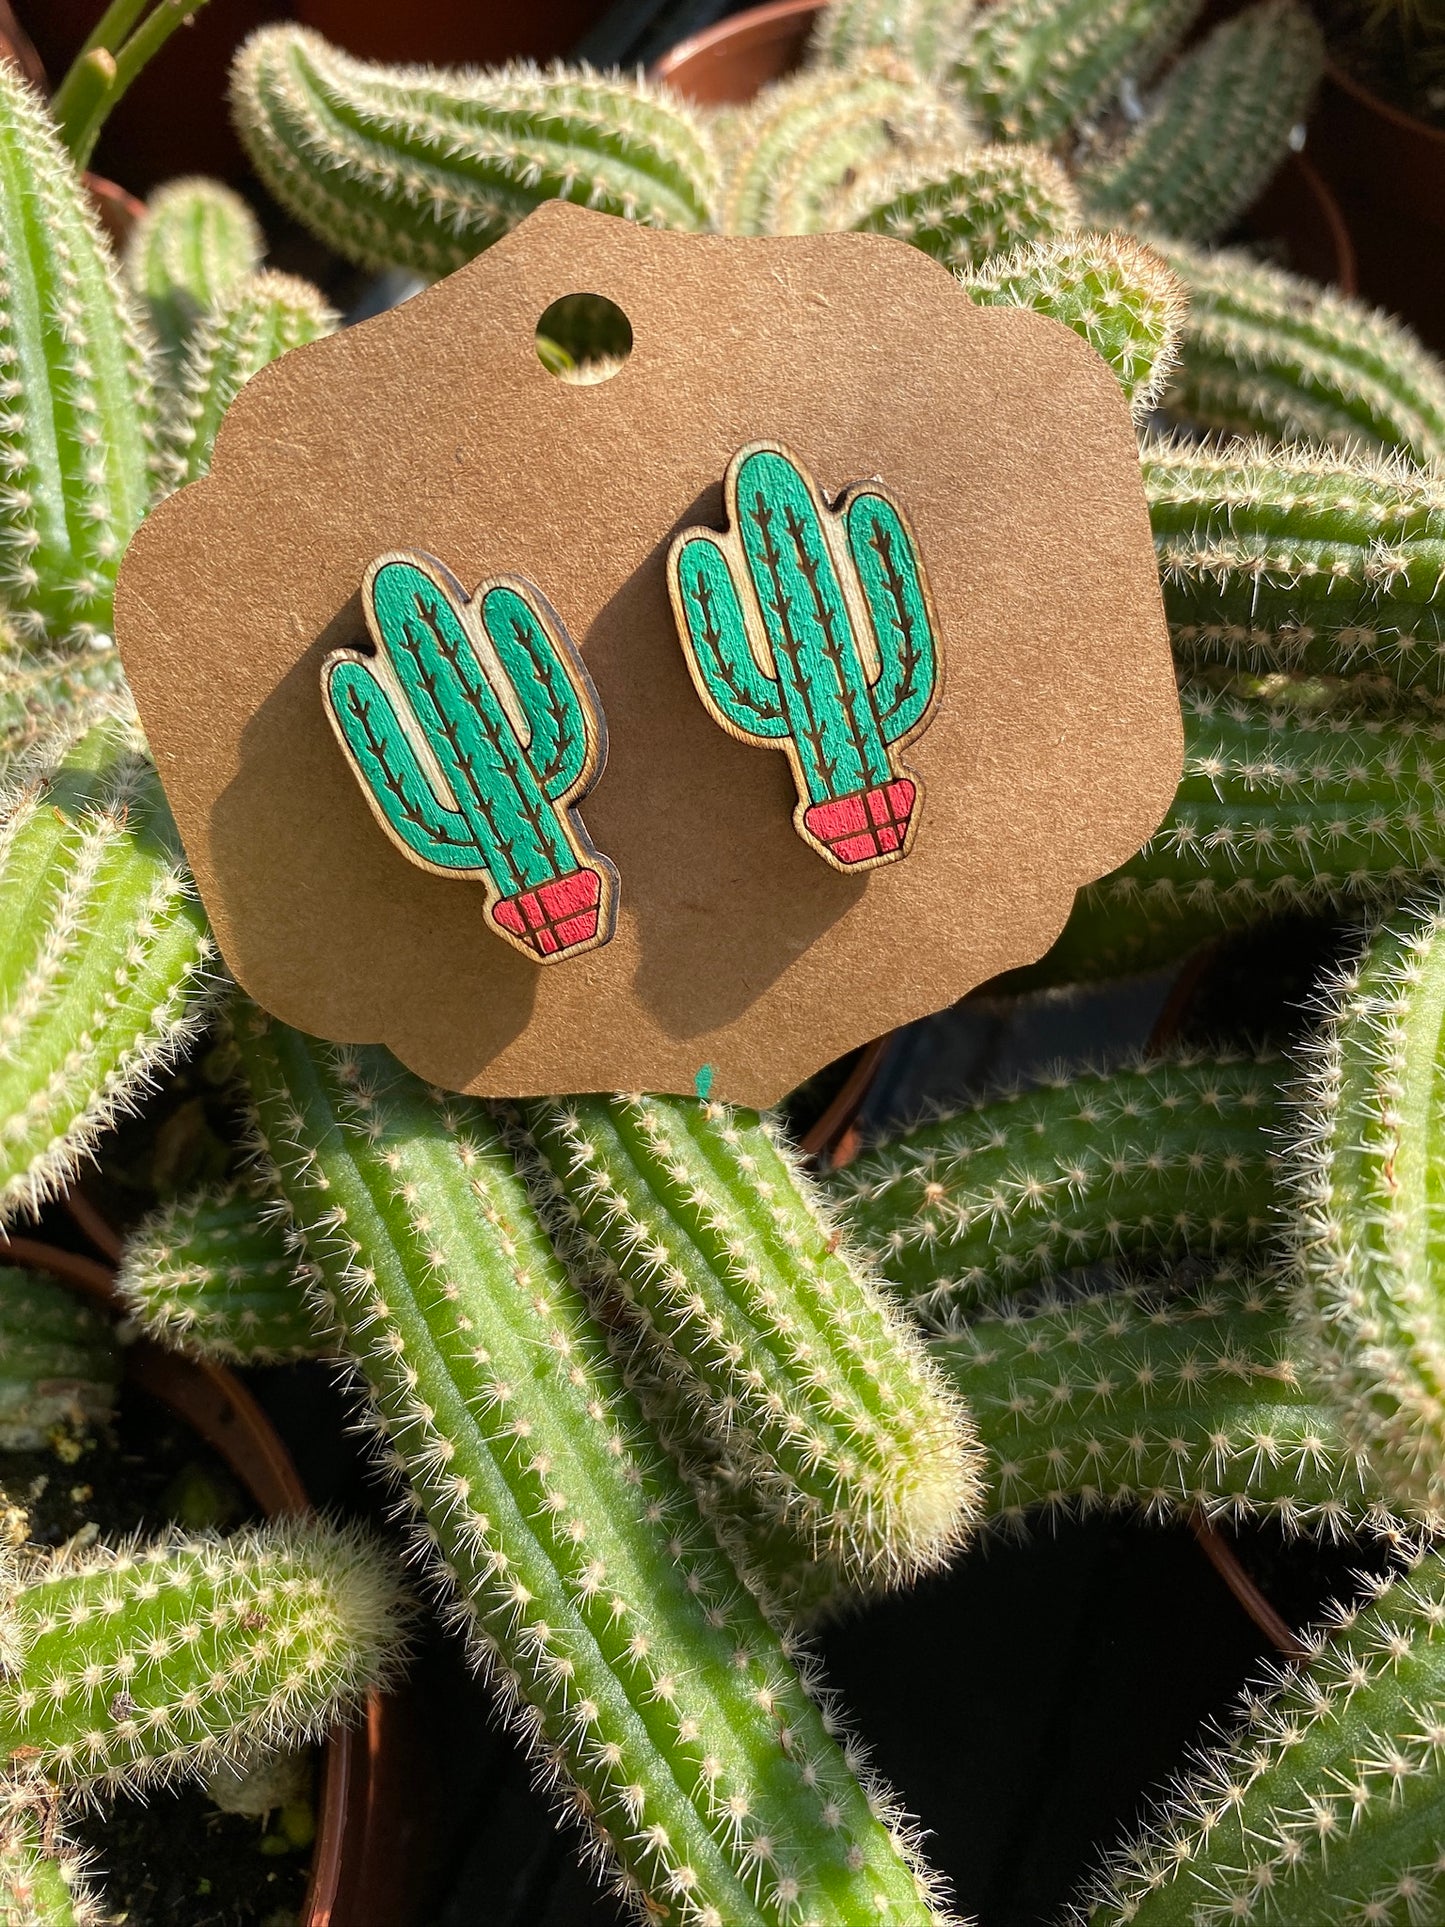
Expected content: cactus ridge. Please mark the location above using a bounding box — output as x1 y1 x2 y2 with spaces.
1078 0 1323 246
1291 891 1445 1518
1032 672 1445 986
235 1010 953 1927
0 1519 409 1802
1082 1539 1445 1925
0 646 125 767
933 1265 1403 1540
117 1180 330 1364
0 1266 120 1449
520 1092 982 1587
158 269 336 493
0 707 221 1222
719 53 971 237
229 26 718 278
0 1802 103 1927
835 139 1080 275
951 0 1204 144
124 176 265 371
809 0 975 76
835 1050 1284 1318
1162 242 1445 467
965 232 1185 420
0 65 154 654
669 443 940 871
1147 440 1445 696
324 551 618 961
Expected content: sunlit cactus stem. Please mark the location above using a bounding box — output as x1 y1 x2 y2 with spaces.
1085 1541 1445 1924
520 1092 981 1588
669 443 940 871
233 1010 950 1926
835 141 1079 276
124 176 264 370
0 1803 102 1927
323 552 618 962
0 1519 409 1799
836 1051 1282 1317
0 1268 119 1449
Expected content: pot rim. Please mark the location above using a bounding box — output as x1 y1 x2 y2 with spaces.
1325 54 1445 148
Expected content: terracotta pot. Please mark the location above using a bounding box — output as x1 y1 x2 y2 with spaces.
655 0 1356 290
1309 62 1445 349
0 1227 425 1927
86 174 145 252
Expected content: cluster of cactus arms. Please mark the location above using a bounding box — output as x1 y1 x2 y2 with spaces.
124 177 264 369
669 443 940 870
323 551 619 961
0 1270 119 1450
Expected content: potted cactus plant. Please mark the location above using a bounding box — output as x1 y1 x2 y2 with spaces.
9 0 1445 1919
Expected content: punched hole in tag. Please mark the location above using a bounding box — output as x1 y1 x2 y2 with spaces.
535 293 633 386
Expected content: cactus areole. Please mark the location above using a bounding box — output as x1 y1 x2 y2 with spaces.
115 201 1179 1103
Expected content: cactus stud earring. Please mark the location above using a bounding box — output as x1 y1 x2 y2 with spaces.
322 551 618 963
667 442 942 872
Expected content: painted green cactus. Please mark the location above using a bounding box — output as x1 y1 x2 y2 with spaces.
668 443 941 871
322 551 618 962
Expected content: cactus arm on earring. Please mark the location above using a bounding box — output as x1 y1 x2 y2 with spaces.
1084 1543 1445 1925
158 270 335 492
845 486 939 742
0 707 220 1222
478 584 593 801
0 1519 410 1798
1078 0 1323 245
1018 674 1445 988
933 1268 1400 1539
667 533 789 739
116 1181 330 1365
124 176 264 371
0 1267 120 1449
229 27 718 278
0 64 154 654
518 1092 982 1589
1291 893 1445 1519
233 1011 952 1927
951 0 1205 144
834 1052 1283 1317
1161 242 1445 466
965 233 1185 421
835 141 1079 276
1147 442 1445 694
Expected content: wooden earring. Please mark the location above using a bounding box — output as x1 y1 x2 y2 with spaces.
667 442 942 872
322 550 618 963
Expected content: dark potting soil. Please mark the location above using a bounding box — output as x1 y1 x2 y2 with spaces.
1 1381 314 1927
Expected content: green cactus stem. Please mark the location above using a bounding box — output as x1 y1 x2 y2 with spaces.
1148 441 1445 696
124 176 264 371
234 1009 950 1926
808 0 973 75
1026 673 1445 987
0 1268 119 1451
835 1052 1282 1318
965 232 1185 420
0 1518 408 1798
1084 1541 1445 1924
1079 0 1324 245
951 0 1204 144
50 0 213 171
0 644 124 765
934 1267 1399 1539
1292 891 1445 1518
0 64 154 654
229 27 718 278
835 140 1080 275
668 442 940 871
0 1804 102 1927
117 1181 328 1365
324 551 618 963
520 1092 981 1587
158 270 335 492
1162 241 1445 467
0 706 220 1221
718 54 971 237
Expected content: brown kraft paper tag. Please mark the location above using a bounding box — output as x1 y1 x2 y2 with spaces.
114 200 1182 1108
